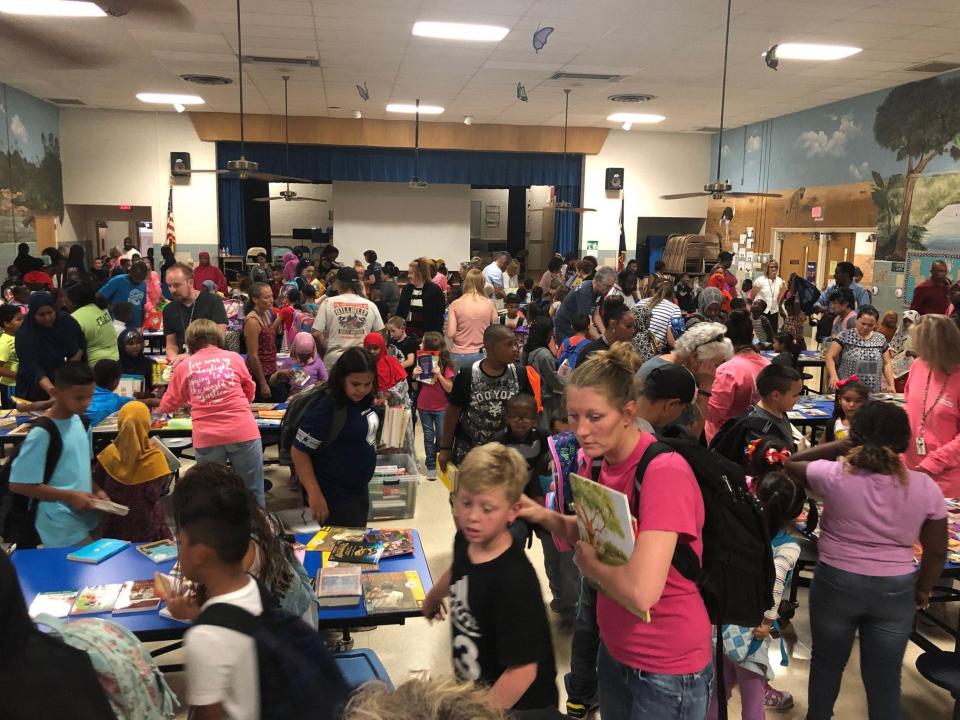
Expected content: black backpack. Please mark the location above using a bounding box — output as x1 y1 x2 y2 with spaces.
277 383 348 466
708 414 791 466
195 582 349 720
0 416 91 549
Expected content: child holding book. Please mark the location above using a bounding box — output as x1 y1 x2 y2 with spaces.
275 331 328 395
501 293 526 330
0 304 23 408
416 331 454 479
824 377 869 442
422 442 562 718
86 359 135 427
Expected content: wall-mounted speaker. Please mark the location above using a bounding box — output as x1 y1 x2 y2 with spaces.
605 167 624 190
171 151 191 176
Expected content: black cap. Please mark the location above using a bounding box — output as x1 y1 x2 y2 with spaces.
336 266 359 283
647 363 698 404
719 250 734 262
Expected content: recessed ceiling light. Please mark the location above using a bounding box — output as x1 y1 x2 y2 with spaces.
136 93 205 105
386 103 444 114
412 21 509 42
763 43 861 61
0 0 105 16
607 112 666 124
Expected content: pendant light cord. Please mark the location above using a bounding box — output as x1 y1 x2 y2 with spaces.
236 0 245 155
715 0 732 182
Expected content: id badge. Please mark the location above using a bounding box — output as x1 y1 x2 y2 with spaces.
916 436 927 456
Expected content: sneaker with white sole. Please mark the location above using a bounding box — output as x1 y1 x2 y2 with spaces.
764 686 794 711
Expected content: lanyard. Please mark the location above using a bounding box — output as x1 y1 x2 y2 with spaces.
919 368 947 439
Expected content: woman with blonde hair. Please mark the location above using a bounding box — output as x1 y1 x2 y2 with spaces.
504 259 521 291
344 678 505 720
447 268 498 368
904 313 960 496
638 278 682 348
397 256 445 338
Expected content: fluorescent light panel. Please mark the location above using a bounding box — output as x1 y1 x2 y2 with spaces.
607 112 666 124
768 43 862 60
386 103 444 114
136 93 205 105
412 21 509 42
0 0 105 16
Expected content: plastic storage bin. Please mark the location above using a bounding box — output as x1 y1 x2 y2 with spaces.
334 648 394 691
368 453 419 521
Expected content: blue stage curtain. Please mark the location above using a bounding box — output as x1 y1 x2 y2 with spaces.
215 143 582 256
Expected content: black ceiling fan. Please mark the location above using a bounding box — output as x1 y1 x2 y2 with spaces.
661 0 782 201
530 89 596 214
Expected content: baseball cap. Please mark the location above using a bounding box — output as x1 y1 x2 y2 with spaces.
646 363 698 404
198 251 210 259
337 266 359 283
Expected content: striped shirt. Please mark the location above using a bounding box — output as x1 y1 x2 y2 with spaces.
640 298 682 345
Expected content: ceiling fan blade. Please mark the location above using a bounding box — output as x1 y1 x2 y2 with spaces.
0 18 116 69
726 191 784 198
660 192 711 200
244 171 313 183
187 169 230 174
252 197 282 202
291 197 327 202
95 0 194 29
531 206 596 214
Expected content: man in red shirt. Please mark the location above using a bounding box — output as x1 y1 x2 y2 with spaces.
910 260 950 316
706 251 737 313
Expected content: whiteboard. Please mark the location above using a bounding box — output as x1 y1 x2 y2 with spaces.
332 181 471 266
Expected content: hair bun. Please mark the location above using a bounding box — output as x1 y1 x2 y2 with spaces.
605 342 642 373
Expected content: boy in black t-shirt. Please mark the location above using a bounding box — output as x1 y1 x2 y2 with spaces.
423 443 562 718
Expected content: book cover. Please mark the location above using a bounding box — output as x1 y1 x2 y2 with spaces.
28 590 78 618
67 538 130 564
90 498 129 517
258 410 286 420
305 526 369 552
363 570 425 614
114 579 162 613
116 374 145 398
70 583 123 615
375 528 415 558
250 402 277 411
569 472 636 567
415 351 438 383
137 539 178 564
330 539 384 566
316 566 363 606
150 436 181 473
323 557 379 572
436 461 458 493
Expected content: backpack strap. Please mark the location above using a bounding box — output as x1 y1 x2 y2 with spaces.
325 403 349 447
194 579 277 634
32 416 66 486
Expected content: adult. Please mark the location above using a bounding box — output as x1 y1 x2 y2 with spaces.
446 268 498 368
12 242 41 276
904 314 960 497
579 297 637 365
704 310 771 442
609 270 640 309
784 402 947 720
317 244 341 276
825 305 894 393
397 257 445 338
429 259 449 295
890 309 918 357
639 280 682 348
67 283 118 367
706 252 737 306
120 236 140 261
523 317 563 429
250 252 271 284
97 259 148 328
14 291 85 400
483 251 510 298
686 285 725 328
280 251 298 283
379 263 401 318
42 248 65 289
539 256 564 294
64 244 87 278
674 273 699 314
159 318 265 504
504 260 521 291
554 266 617 344
753 259 786 334
162 262 228 362
159 244 176 299
191 251 227 294
312 266 384 368
90 256 111 286
292 259 317 295
243 282 281 402
910 260 951 316
814 261 870 312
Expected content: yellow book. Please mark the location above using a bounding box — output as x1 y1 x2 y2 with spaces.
436 459 458 493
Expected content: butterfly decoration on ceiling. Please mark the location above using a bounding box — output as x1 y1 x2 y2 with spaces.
516 82 528 102
356 82 369 101
532 25 554 53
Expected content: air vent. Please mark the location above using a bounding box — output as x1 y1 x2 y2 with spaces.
46 97 85 106
608 93 656 103
695 126 721 133
905 61 960 73
242 55 319 67
550 71 623 82
180 74 233 85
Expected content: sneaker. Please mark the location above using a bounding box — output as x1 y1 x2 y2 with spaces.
564 673 599 719
764 686 794 711
425 468 437 480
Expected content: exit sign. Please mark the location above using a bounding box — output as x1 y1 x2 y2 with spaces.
118 204 131 210
811 206 823 220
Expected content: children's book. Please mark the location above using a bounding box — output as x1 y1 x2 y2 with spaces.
315 566 363 607
363 570 425 614
137 539 178 564
436 460 458 494
90 498 129 517
250 402 277 411
305 526 369 552
0 415 17 429
323 557 379 572
67 538 130 564
114 579 162 613
28 590 79 618
258 409 286 420
164 417 193 430
376 528 415 558
116 374 145 398
150 436 181 473
70 583 123 615
415 351 439 383
329 538 384 566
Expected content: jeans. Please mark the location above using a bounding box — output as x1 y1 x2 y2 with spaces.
707 655 767 720
764 311 780 335
451 350 485 370
195 439 266 506
418 409 445 470
807 562 915 720
598 642 713 720
326 493 370 527
567 579 600 702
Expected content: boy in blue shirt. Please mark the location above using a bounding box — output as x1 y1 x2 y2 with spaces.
10 361 106 547
98 260 148 328
87 359 134 427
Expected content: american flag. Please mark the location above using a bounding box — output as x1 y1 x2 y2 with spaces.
165 187 176 252
616 194 626 272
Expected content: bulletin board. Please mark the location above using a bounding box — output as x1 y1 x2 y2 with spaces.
903 250 960 306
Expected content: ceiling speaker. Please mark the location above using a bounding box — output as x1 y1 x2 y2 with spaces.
605 167 624 190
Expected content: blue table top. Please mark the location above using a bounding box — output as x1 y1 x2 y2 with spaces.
788 398 835 423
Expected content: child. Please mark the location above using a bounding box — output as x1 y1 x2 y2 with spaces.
416 331 455 479
550 284 569 317
750 298 774 349
522 277 536 305
422 443 561 717
386 315 421 379
275 331 328 395
111 301 133 336
87 359 135 427
743 364 804 451
771 332 801 370
270 267 285 300
492 394 548 502
0 304 23 408
781 294 808 350
118 328 157 398
10 285 30 312
9 361 106 548
501 293 525 330
825 378 869 442
301 283 319 314
707 471 803 720
556 312 591 370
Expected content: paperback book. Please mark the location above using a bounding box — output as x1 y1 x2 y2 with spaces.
28 590 79 619
137 539 178 564
415 351 438 383
90 498 129 517
67 538 130 564
70 584 123 615
363 570 425 614
376 528 415 558
315 566 363 607
305 526 369 552
329 538 384 566
114 579 162 613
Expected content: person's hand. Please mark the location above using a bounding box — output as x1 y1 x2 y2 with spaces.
92 486 110 502
307 490 329 524
66 491 98 512
516 494 547 525
274 369 294 381
259 380 272 399
164 588 201 622
752 620 773 640
916 587 932 610
437 449 452 472
828 376 838 391
573 540 600 578
432 363 442 378
169 353 187 368
422 589 448 623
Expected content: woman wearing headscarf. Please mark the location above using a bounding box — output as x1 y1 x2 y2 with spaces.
686 285 726 328
363 332 408 403
64 244 86 277
118 328 156 396
283 251 299 282
12 243 41 276
631 302 661 363
276 331 328 394
96 401 173 542
15 292 85 400
523 316 563 429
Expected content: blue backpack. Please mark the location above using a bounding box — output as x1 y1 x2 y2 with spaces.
557 335 591 369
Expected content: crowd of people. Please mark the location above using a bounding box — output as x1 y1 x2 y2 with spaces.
1 241 958 720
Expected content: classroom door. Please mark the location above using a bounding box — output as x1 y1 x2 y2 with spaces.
778 232 820 282
824 232 856 280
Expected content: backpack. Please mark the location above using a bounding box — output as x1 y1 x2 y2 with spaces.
545 432 600 552
194 583 349 720
0 416 91 548
790 274 820 316
708 414 791 466
557 335 591 369
34 613 178 720
277 383 348 466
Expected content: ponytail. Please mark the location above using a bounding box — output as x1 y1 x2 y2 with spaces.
844 444 908 485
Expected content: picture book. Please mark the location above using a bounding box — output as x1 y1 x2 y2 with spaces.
305 526 369 552
67 538 130 564
415 351 438 383
363 571 425 614
569 472 636 567
0 415 16 429
250 402 277 411
90 498 129 517
436 460 458 494
137 539 178 564
315 566 363 607
330 538 384 566
70 584 123 615
150 436 181 473
376 528 415 558
164 417 193 430
116 374 145 399
28 590 79 619
258 409 286 420
114 580 162 614
324 557 379 572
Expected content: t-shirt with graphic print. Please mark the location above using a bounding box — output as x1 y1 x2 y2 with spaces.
99 274 147 327
312 292 384 368
448 531 558 712
448 361 531 463
836 328 889 393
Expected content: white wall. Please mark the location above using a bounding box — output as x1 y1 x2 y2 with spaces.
333 181 470 266
470 188 508 242
59 108 217 262
582 130 711 264
268 183 332 238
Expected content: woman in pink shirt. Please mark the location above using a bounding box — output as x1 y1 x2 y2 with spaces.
903 313 960 497
158 318 264 505
446 268 499 369
705 309 771 442
521 343 712 719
